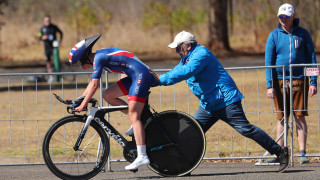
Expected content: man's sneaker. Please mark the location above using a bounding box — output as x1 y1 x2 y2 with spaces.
265 158 279 163
300 156 309 164
279 147 289 173
125 156 150 170
125 125 134 136
47 75 53 84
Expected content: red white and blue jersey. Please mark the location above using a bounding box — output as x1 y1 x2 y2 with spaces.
92 48 154 103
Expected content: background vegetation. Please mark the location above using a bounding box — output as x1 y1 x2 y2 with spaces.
0 0 319 62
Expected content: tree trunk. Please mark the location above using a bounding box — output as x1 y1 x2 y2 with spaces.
208 0 231 51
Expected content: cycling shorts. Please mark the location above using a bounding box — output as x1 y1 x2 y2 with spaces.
117 70 154 103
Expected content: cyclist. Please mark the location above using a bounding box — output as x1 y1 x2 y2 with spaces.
69 35 155 170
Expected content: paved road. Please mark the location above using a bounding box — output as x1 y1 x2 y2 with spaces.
1 161 319 180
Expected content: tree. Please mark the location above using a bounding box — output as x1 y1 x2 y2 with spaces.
295 0 320 48
66 2 111 41
0 0 8 58
208 0 231 51
0 0 8 15
142 0 206 41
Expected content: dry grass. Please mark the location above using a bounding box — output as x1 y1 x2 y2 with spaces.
0 70 320 164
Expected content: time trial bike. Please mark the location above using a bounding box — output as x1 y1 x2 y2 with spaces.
42 92 206 179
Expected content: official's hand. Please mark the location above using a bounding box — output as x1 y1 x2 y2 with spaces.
267 88 275 98
148 67 160 82
309 85 317 97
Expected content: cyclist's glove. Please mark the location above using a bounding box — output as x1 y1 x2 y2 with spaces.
71 103 80 108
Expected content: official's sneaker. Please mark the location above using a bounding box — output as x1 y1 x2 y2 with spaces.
125 156 150 170
300 156 309 164
125 125 134 136
265 158 279 163
279 147 289 173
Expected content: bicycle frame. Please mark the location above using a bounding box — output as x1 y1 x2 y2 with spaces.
74 106 130 151
74 104 175 154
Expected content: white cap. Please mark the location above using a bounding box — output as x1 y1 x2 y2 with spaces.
277 3 294 17
168 31 196 48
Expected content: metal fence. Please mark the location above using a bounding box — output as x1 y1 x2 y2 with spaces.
0 65 320 167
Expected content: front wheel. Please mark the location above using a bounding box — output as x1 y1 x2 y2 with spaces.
145 110 206 177
42 115 109 180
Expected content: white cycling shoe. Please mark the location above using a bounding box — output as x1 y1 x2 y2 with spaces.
125 125 134 136
125 156 150 170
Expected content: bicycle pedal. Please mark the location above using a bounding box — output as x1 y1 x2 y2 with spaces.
130 169 138 173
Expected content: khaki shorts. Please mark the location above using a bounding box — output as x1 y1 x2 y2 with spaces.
273 79 309 120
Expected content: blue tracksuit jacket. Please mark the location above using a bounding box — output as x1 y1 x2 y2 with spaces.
265 18 317 88
159 44 244 112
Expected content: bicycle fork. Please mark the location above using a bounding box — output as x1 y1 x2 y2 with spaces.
73 107 99 151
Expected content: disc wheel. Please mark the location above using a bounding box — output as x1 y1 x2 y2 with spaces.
145 110 206 177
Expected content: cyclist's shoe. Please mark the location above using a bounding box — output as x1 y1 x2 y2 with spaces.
125 125 134 136
279 147 289 173
125 156 150 170
300 156 309 164
264 157 279 163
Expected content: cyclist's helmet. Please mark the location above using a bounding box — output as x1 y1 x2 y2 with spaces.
69 35 101 65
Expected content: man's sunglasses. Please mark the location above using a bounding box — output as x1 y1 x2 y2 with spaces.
279 15 291 20
176 44 183 51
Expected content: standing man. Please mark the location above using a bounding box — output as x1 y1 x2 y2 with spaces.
150 30 289 172
38 15 63 83
265 3 317 164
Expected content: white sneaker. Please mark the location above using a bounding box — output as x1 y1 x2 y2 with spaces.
125 125 134 136
48 75 53 84
125 156 150 170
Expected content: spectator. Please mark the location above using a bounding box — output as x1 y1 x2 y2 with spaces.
38 15 63 83
149 30 289 172
265 3 317 164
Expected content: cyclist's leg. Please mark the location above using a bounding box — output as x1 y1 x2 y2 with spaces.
128 101 145 145
125 70 153 170
125 100 150 170
103 78 130 114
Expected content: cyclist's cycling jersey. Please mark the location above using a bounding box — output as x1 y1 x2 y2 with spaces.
92 48 154 103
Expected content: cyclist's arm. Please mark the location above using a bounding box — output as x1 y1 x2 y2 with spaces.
75 79 100 112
